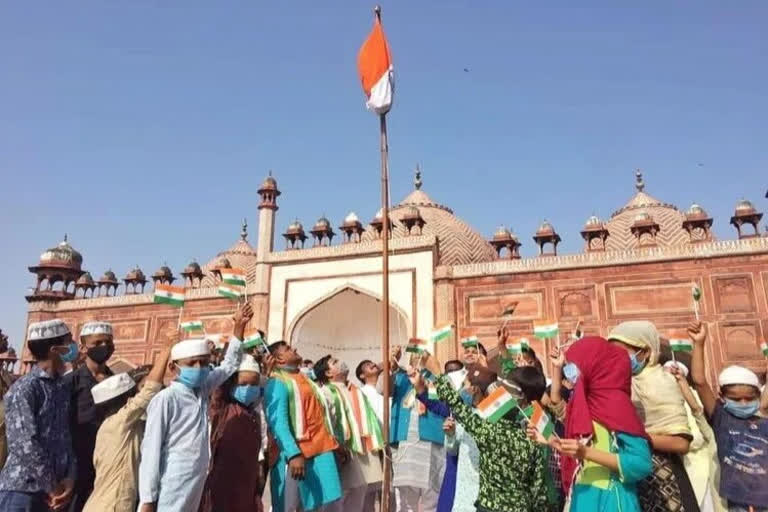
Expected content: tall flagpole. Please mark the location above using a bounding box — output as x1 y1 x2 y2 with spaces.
375 7 393 511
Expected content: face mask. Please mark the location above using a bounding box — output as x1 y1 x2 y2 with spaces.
59 342 79 363
300 367 316 380
723 398 759 419
337 361 349 376
87 344 114 365
563 363 580 384
176 366 211 389
629 351 646 375
459 388 474 406
232 385 263 406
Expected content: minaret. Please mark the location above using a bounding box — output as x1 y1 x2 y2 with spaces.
253 171 280 295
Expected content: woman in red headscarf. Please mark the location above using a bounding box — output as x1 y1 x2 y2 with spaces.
529 336 652 512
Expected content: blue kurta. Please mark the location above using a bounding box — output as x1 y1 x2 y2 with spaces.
136 338 242 512
265 377 342 512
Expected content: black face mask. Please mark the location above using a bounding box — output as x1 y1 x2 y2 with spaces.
87 344 114 364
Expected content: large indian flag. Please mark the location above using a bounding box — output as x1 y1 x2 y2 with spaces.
431 324 454 343
534 322 559 339
669 338 693 353
221 268 246 287
218 284 242 301
357 11 394 115
153 284 185 307
477 386 517 423
180 320 203 333
524 402 555 440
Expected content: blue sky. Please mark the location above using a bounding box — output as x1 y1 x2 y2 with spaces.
1 2 766 352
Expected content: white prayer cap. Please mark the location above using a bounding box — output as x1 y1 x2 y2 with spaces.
238 354 261 374
80 321 113 338
171 338 210 361
91 373 135 404
28 319 70 341
206 334 226 350
718 365 759 389
663 360 689 377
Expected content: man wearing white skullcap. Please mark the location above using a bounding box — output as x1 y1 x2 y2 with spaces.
690 320 768 510
0 320 77 511
65 320 116 512
199 354 266 512
137 302 252 512
83 345 171 512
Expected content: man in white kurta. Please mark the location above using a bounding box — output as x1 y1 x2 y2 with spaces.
136 336 243 512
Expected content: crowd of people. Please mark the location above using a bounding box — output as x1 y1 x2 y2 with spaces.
0 301 766 512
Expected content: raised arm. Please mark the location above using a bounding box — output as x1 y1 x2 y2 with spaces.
416 390 451 418
548 347 565 405
138 392 169 508
689 321 717 418
116 348 170 426
203 302 251 394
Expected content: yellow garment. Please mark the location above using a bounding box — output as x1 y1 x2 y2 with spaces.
610 321 691 436
82 381 162 512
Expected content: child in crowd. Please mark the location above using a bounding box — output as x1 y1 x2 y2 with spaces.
690 320 768 512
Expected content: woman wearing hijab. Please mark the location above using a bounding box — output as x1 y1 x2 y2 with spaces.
608 321 700 512
530 336 652 512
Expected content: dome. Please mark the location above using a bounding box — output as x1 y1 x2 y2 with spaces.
259 173 278 191
201 228 258 286
536 221 555 235
215 257 231 268
39 235 83 270
313 217 331 230
494 225 512 239
633 211 653 223
153 265 173 280
183 260 202 274
686 203 709 219
604 174 687 250
373 208 384 220
584 215 602 228
402 206 421 219
362 187 497 266
287 220 304 233
735 199 756 215
76 272 95 286
99 269 117 283
125 266 146 281
343 212 360 224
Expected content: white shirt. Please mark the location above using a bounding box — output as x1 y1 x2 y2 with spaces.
361 383 384 425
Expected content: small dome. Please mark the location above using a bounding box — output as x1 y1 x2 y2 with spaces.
76 272 95 286
153 265 173 279
403 206 421 219
374 208 384 220
125 266 146 281
215 256 232 269
183 261 202 274
585 215 602 227
39 236 83 270
536 221 555 235
634 211 652 223
686 203 709 218
100 269 118 283
735 199 756 214
287 220 304 232
313 216 331 230
344 211 360 224
259 173 278 190
494 225 512 238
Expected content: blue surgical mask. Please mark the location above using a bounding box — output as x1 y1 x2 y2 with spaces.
300 367 316 380
723 398 759 419
176 366 211 389
60 342 79 363
563 363 580 384
629 351 646 375
232 385 263 406
459 389 474 406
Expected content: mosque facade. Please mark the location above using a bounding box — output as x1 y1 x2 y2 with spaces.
21 169 768 382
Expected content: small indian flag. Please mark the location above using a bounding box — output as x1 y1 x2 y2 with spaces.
761 342 768 358
153 284 185 307
506 342 522 355
243 332 266 350
669 338 693 353
427 384 438 400
534 322 559 339
221 268 246 287
357 10 394 115
180 320 203 333
218 284 242 301
692 284 702 302
524 402 555 440
477 386 517 423
501 301 518 317
406 338 428 354
461 336 479 348
430 324 454 343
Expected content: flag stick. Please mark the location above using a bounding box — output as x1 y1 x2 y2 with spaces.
693 300 700 321
671 349 677 363
176 305 184 332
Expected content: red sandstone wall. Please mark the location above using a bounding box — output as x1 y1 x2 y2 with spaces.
449 253 768 384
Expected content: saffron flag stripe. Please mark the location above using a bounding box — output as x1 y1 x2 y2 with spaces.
357 14 394 114
221 268 246 286
153 284 185 307
477 387 517 423
669 338 693 353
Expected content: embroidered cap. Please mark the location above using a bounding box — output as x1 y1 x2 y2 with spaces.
238 354 261 373
80 321 113 338
28 319 70 341
91 373 136 404
171 338 210 361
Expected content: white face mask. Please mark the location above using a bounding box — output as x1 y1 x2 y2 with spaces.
446 368 468 391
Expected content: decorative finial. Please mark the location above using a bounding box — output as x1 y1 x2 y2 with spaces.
374 5 382 18
268 169 273 177
63 233 68 242
414 163 422 190
241 218 248 240
635 168 645 192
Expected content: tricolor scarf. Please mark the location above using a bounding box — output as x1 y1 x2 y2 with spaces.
272 369 334 442
325 383 385 454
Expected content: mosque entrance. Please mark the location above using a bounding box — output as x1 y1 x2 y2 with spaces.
288 286 409 377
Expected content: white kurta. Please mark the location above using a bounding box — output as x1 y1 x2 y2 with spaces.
136 338 242 512
361 384 384 425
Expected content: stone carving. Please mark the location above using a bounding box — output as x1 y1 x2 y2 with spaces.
609 282 694 317
112 321 148 343
467 292 542 324
558 289 593 318
714 276 755 313
720 321 759 360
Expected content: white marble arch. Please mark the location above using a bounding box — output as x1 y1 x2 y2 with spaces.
288 285 409 379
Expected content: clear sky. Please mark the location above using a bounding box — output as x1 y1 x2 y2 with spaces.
1 2 766 353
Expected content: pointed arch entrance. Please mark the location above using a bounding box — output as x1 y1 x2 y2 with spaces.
287 285 409 376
